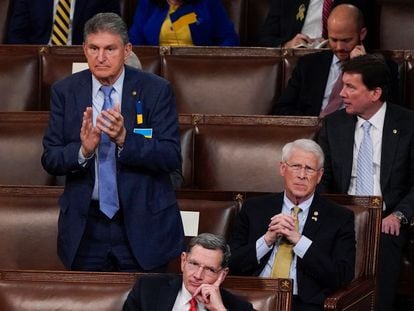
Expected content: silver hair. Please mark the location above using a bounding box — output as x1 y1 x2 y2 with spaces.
282 139 325 169
84 13 129 45
187 233 231 268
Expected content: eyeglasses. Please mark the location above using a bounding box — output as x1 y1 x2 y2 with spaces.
185 259 222 278
284 162 320 175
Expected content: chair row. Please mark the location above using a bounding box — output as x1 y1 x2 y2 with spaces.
1 45 414 113
0 185 382 311
0 270 293 311
1 0 414 48
0 112 321 190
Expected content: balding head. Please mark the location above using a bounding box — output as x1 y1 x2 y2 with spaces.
327 4 367 61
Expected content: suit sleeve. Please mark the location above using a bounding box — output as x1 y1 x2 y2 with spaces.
206 0 239 46
118 81 181 173
272 57 304 115
6 0 31 44
41 84 90 176
299 208 356 289
129 0 150 45
122 279 142 311
229 202 269 275
317 118 334 193
258 0 291 47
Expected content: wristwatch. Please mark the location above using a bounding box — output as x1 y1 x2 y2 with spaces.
392 211 408 225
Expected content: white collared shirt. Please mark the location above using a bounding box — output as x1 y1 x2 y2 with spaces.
348 103 386 202
301 0 324 39
256 193 313 294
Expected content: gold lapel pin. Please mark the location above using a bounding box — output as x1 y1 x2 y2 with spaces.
132 91 137 96
393 129 397 134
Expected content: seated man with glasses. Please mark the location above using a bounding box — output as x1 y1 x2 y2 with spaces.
228 138 356 311
123 233 253 310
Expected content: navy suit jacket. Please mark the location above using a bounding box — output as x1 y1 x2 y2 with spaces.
228 192 355 306
318 104 414 220
7 0 120 44
258 0 368 47
42 66 185 270
122 274 254 310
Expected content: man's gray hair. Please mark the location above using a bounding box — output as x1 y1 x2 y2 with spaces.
187 233 231 268
282 139 325 169
84 13 129 45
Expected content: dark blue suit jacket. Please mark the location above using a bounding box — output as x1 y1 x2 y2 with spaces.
122 274 253 310
42 66 185 270
7 0 120 44
229 192 355 306
129 0 239 46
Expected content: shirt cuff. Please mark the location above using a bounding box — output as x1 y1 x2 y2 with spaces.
78 148 94 166
293 235 312 259
256 235 274 262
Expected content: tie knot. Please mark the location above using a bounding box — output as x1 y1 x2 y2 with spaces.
100 85 113 97
362 121 372 132
189 297 197 311
292 206 301 217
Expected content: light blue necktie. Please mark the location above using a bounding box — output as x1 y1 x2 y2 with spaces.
356 121 374 195
98 86 119 218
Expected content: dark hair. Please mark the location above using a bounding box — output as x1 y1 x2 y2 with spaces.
342 54 391 102
187 233 231 268
84 13 129 45
152 0 200 7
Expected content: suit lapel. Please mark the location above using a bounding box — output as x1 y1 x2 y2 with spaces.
380 105 400 190
339 113 357 192
156 276 182 310
302 194 323 238
75 70 93 123
122 67 142 131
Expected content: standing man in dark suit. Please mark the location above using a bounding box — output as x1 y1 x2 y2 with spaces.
7 0 120 44
229 139 356 311
318 54 414 311
123 233 253 311
258 0 368 48
42 13 185 272
272 4 369 116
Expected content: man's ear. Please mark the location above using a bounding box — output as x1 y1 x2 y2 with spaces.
180 252 186 273
359 27 367 42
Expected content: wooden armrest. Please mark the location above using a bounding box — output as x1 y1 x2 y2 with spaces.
324 277 376 311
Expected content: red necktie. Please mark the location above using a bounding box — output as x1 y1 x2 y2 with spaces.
322 0 333 38
320 72 343 117
188 297 197 311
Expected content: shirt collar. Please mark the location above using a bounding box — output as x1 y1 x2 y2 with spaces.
92 66 125 98
356 102 387 130
283 192 314 214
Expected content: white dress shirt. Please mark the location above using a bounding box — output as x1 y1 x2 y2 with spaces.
173 284 206 311
321 55 343 111
348 103 386 205
301 0 324 39
256 193 313 294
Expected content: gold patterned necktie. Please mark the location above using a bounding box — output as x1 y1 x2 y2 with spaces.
51 0 71 45
271 206 301 278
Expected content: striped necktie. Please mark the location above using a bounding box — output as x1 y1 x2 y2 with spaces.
322 0 333 39
271 206 301 278
51 0 71 45
356 121 374 195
